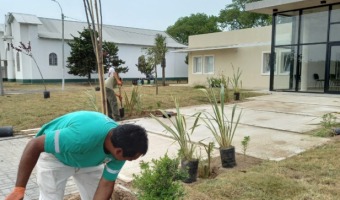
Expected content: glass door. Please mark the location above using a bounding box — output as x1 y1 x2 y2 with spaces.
328 44 340 93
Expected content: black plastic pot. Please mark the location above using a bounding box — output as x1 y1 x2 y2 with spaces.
162 112 172 118
0 126 13 137
119 108 125 118
181 159 199 183
43 91 50 99
95 87 100 91
220 146 236 168
234 92 240 101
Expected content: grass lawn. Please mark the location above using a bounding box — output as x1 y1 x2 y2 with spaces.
1 82 339 199
185 137 340 199
0 82 262 132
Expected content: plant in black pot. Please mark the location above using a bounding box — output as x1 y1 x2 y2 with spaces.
151 98 201 183
230 64 242 101
200 85 242 168
11 42 49 99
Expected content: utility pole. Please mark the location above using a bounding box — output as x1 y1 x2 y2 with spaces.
0 53 4 96
51 0 65 91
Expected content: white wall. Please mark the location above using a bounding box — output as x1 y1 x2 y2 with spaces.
3 16 188 82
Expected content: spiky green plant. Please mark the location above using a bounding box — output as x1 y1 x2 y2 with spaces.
230 64 242 93
198 142 215 178
123 86 142 116
150 98 201 161
200 85 242 148
84 89 99 111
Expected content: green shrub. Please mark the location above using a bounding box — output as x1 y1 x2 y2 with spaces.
320 113 337 129
207 75 230 102
193 84 206 89
133 154 187 200
241 136 250 160
314 113 337 137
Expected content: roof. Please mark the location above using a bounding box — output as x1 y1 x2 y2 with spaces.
37 17 186 48
171 41 270 53
8 13 42 25
246 0 340 14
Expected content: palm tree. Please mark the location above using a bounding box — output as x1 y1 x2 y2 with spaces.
145 34 168 94
154 34 168 86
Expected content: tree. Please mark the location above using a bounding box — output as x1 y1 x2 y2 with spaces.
218 0 272 30
143 34 169 93
154 34 168 86
166 13 221 45
11 42 47 92
67 29 127 81
67 29 96 81
136 55 154 77
103 42 129 74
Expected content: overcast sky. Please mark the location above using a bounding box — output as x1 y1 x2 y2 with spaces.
1 0 232 30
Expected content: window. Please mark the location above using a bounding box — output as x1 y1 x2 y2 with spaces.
49 53 58 66
203 56 214 74
16 52 20 71
193 55 215 74
193 56 202 73
262 52 271 74
301 7 328 43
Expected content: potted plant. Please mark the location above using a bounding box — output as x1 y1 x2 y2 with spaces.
150 98 201 183
230 64 242 101
200 85 242 168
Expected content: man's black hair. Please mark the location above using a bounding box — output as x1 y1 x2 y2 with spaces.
110 124 148 157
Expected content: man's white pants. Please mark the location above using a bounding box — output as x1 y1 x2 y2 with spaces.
37 153 104 200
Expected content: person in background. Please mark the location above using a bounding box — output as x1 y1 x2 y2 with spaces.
108 65 115 79
105 68 122 121
5 111 148 200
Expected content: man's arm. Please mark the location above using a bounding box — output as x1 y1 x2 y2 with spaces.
93 177 115 200
113 72 122 86
16 135 45 187
6 135 45 200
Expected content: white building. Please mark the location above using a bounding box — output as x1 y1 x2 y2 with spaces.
0 13 188 83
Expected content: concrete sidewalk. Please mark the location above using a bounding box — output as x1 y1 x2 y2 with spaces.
1 92 339 199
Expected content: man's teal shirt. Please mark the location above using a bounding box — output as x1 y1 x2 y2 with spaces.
36 111 125 181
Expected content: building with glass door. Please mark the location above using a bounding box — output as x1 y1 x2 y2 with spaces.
247 0 340 94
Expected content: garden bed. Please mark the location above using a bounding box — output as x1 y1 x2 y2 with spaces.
64 152 262 200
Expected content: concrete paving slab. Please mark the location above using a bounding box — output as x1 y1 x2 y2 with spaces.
0 137 79 200
119 132 220 182
123 117 329 161
236 100 340 116
248 92 340 107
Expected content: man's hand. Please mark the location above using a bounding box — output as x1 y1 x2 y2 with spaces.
117 80 123 86
93 178 115 200
5 187 25 200
115 94 122 101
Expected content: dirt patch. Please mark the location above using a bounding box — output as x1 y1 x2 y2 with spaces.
64 153 262 200
203 153 263 179
122 110 176 120
64 180 137 200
